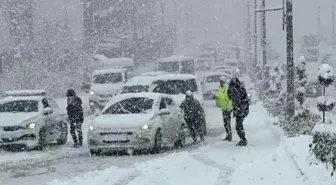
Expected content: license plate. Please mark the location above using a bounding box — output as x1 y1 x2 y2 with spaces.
104 134 127 141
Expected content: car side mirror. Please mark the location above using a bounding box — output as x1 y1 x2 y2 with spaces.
158 109 170 116
43 107 53 115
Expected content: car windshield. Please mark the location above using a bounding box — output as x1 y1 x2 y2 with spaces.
206 75 225 83
152 79 198 95
158 62 180 73
96 47 121 58
0 100 39 113
103 97 154 114
93 73 122 84
181 60 195 74
120 85 149 94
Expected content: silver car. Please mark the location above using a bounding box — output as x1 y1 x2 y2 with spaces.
88 93 186 155
0 90 68 150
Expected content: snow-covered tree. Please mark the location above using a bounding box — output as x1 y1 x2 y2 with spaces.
317 64 335 123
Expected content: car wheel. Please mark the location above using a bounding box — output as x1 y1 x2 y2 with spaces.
57 122 68 145
151 129 162 154
175 124 186 148
36 127 47 150
90 149 102 156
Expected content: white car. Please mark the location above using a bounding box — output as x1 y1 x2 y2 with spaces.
88 93 186 155
201 72 231 100
89 68 128 112
0 90 68 150
119 74 207 135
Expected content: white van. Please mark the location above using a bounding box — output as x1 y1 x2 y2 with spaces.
89 68 128 112
157 56 195 75
93 55 135 76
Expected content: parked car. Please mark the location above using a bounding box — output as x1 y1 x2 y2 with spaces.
119 74 207 135
88 93 186 155
89 68 128 112
0 90 68 150
201 72 231 100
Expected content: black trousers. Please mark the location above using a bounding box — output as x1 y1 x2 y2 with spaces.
186 118 204 141
70 122 83 145
222 111 246 141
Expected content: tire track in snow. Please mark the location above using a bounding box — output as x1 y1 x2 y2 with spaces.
265 120 309 181
114 169 142 185
191 153 234 185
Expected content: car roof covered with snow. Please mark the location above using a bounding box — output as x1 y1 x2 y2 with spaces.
202 71 231 77
140 71 170 76
103 92 169 110
93 68 127 75
94 55 134 66
0 96 43 104
158 56 194 63
124 74 198 87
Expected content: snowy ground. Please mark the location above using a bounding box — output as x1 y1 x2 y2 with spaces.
1 100 333 185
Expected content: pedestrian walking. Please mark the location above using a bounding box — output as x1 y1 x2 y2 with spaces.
228 78 250 146
66 89 84 148
217 77 233 141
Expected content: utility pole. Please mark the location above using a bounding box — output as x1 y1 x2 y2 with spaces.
161 0 165 26
174 0 178 48
317 6 321 36
286 0 295 121
253 0 258 71
332 4 335 50
245 0 252 73
261 0 267 73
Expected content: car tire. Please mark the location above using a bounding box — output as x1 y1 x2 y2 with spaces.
175 124 186 148
36 127 47 150
90 149 102 156
57 122 68 145
151 129 162 154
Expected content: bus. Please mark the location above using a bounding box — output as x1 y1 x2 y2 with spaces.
156 56 195 75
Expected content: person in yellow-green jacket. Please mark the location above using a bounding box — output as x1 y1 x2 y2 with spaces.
217 76 233 141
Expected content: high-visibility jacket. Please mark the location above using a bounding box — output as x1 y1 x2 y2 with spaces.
217 85 233 111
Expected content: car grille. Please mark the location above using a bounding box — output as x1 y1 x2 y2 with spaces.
100 132 133 136
100 132 133 144
3 126 23 132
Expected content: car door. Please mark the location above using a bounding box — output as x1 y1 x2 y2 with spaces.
158 98 174 143
42 98 55 142
160 97 179 142
47 98 64 140
165 97 182 139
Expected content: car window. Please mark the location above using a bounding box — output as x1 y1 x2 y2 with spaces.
47 98 60 110
120 85 149 94
42 98 50 108
161 97 174 108
0 100 39 112
159 99 167 109
103 97 154 114
93 72 122 84
181 60 195 74
206 75 223 83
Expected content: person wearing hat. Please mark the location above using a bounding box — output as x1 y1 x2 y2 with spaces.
228 78 249 146
66 89 84 148
180 90 204 143
217 76 233 141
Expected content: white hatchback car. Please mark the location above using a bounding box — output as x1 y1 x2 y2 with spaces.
0 90 68 150
88 93 186 155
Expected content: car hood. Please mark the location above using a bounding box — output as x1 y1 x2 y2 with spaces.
0 112 39 127
93 113 155 129
90 83 124 95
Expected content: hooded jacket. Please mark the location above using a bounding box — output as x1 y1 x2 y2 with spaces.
228 78 249 118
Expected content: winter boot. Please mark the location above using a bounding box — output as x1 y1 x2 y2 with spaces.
236 139 247 146
223 134 232 142
72 143 79 148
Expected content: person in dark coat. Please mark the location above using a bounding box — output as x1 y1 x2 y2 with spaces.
180 90 204 143
227 78 249 146
66 89 84 147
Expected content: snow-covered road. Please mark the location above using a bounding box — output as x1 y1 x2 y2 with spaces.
0 100 317 185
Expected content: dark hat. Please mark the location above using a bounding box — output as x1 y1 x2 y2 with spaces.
66 89 76 97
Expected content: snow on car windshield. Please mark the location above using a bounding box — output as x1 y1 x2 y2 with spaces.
93 73 122 84
152 79 198 95
206 75 224 83
0 100 39 113
120 85 149 94
103 97 154 114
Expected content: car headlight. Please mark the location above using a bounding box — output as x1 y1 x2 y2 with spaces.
89 126 95 131
90 91 95 95
27 122 36 129
141 124 152 130
247 93 251 97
